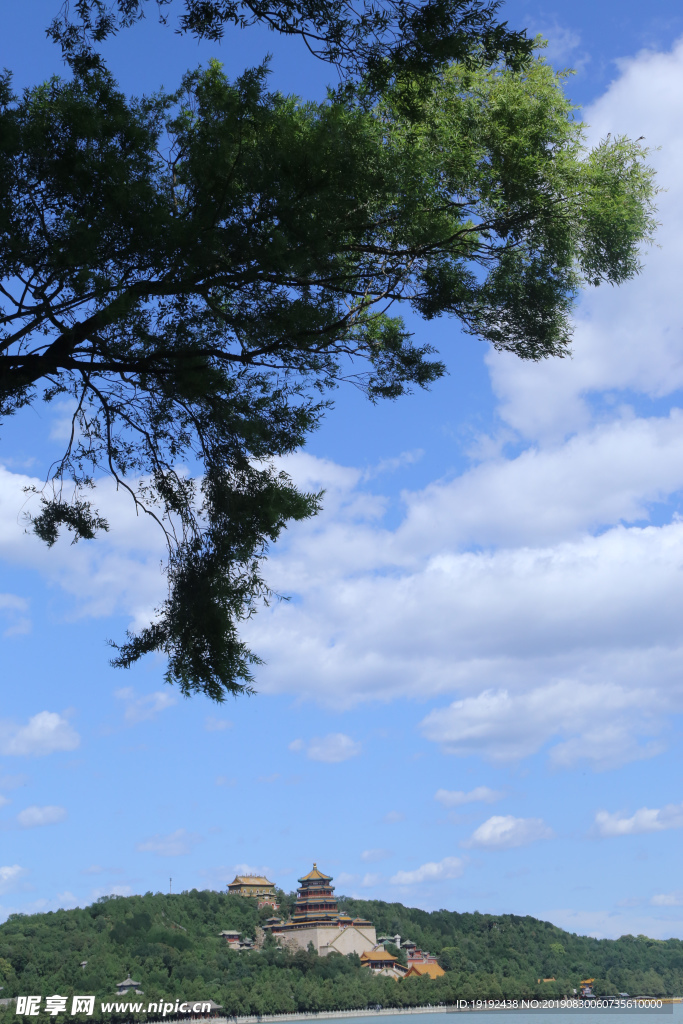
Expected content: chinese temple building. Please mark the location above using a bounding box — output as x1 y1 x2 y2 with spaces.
269 864 376 957
404 962 445 980
218 930 255 951
116 976 143 995
292 864 339 923
227 874 276 899
360 949 407 979
406 946 439 966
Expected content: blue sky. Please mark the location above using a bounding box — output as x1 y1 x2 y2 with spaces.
2 0 683 940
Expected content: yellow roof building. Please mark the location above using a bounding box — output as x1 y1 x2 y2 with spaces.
360 949 398 965
298 863 333 882
404 962 446 979
227 874 276 897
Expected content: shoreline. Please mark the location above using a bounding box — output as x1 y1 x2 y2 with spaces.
177 1003 682 1024
194 1009 454 1024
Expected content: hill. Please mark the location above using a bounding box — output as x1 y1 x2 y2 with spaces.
0 889 680 1021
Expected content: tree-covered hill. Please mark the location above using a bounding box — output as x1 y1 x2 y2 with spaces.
341 897 683 996
0 889 680 1023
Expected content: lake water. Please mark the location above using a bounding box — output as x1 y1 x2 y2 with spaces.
330 1004 681 1024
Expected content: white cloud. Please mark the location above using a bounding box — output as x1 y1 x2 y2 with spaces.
236 436 683 768
0 796 9 809
463 815 554 849
0 593 30 636
290 733 361 763
486 39 683 443
216 862 273 883
136 828 203 856
0 712 79 757
435 787 504 807
0 465 168 630
0 865 27 893
396 412 683 551
205 717 232 732
594 802 683 837
651 891 683 906
56 890 79 908
420 679 663 768
363 449 424 479
525 21 589 73
382 811 405 823
335 872 358 887
17 805 67 828
360 848 392 863
361 873 383 887
390 856 464 885
91 885 133 900
115 688 176 725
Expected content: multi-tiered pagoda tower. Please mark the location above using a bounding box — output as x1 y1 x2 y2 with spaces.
270 864 376 957
292 864 339 923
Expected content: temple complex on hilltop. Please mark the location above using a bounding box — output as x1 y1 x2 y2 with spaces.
227 873 279 910
224 862 443 975
268 864 377 956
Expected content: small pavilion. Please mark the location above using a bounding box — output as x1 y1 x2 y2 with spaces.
116 976 143 995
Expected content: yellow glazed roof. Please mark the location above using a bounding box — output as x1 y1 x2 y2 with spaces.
360 949 398 962
229 875 273 886
298 862 332 882
405 963 445 979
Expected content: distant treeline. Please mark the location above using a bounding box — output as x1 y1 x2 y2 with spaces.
0 889 680 1023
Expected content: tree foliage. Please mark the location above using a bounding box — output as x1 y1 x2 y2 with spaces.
49 0 533 91
0 50 657 698
0 889 679 1024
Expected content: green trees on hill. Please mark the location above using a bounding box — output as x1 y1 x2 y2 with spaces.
0 889 680 1024
340 897 683 997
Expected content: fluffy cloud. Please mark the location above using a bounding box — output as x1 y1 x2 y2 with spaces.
360 849 392 863
136 829 203 856
486 39 683 442
0 465 168 629
205 717 232 732
594 802 683 837
17 805 67 828
290 733 361 763
0 593 30 636
0 712 79 757
463 816 554 850
435 787 504 807
91 885 133 900
0 865 27 893
390 856 464 885
651 892 683 906
421 680 663 768
115 688 176 725
237 440 683 766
